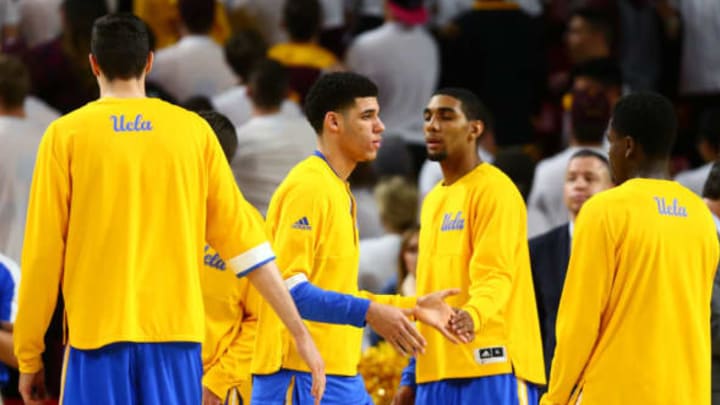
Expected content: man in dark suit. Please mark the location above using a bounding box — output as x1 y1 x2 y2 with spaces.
529 149 613 381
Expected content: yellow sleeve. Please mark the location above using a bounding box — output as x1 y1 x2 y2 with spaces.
541 199 614 405
204 121 273 275
461 183 525 333
266 182 324 280
203 285 254 399
357 291 417 310
14 124 67 373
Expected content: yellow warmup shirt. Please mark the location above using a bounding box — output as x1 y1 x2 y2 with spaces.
15 97 273 374
268 43 338 70
201 245 260 401
253 154 414 377
416 163 545 385
542 179 719 405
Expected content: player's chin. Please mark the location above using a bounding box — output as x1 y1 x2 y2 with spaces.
360 150 379 162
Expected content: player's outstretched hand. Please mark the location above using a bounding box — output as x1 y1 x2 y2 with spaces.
202 385 222 405
19 369 47 405
414 288 462 344
391 385 416 405
366 302 427 356
295 331 326 405
449 308 475 343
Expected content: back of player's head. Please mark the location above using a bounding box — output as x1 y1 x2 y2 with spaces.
304 72 378 134
432 88 491 124
224 29 267 80
198 110 237 163
179 0 215 34
0 55 30 109
610 92 676 159
91 13 151 81
283 0 321 42
698 107 720 152
703 161 720 200
248 59 289 110
571 7 614 45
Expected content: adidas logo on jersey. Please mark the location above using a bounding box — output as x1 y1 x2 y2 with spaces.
292 217 312 230
474 346 507 365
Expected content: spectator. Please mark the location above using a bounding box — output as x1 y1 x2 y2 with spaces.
359 177 419 292
231 59 316 215
212 29 300 128
268 0 341 105
345 0 439 173
149 0 236 101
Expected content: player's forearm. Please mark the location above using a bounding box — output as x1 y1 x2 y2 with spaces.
462 270 513 333
247 263 308 339
288 277 370 327
14 258 63 373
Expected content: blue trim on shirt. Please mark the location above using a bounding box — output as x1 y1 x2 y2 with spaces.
289 281 371 327
236 256 276 278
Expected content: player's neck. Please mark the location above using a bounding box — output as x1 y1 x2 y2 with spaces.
99 77 147 99
316 141 355 180
440 153 482 185
631 160 671 181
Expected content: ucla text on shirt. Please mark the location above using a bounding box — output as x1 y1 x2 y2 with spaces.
110 114 153 132
441 211 465 231
653 197 688 217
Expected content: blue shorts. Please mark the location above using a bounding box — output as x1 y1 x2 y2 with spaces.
252 369 373 405
415 374 539 405
61 341 202 404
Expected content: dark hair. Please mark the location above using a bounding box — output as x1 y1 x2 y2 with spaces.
698 107 720 151
198 110 237 163
569 148 610 168
610 92 677 158
224 29 267 80
248 59 289 109
91 13 150 81
304 72 378 134
179 0 215 34
703 161 720 200
284 0 321 41
571 58 623 88
181 95 214 112
0 55 30 109
433 87 492 124
571 7 614 45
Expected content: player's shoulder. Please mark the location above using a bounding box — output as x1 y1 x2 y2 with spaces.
277 156 330 192
475 163 524 200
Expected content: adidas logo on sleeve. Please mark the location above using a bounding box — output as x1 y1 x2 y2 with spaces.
291 217 312 230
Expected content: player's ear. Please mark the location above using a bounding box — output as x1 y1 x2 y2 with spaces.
325 111 342 133
468 120 484 143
